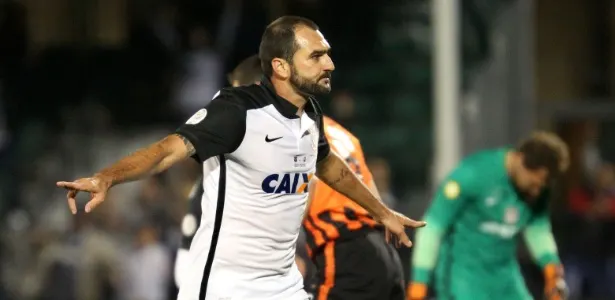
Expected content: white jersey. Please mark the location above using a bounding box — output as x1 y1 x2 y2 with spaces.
175 76 329 300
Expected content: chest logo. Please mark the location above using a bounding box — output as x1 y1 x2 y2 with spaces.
261 172 314 194
265 135 283 143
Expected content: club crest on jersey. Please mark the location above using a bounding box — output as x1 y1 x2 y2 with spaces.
261 172 314 194
504 206 519 224
186 108 207 125
294 155 308 168
443 181 460 200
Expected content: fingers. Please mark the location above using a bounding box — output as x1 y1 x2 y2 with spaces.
58 178 105 214
402 216 427 228
67 190 78 215
397 231 412 248
85 193 105 213
391 211 427 228
57 178 99 192
385 229 403 248
57 181 81 190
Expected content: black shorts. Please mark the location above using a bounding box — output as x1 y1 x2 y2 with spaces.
312 230 405 300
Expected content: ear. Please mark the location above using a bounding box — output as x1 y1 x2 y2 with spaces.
272 58 290 79
517 152 526 165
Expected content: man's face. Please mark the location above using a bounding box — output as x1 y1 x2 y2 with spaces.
513 158 550 199
289 27 335 96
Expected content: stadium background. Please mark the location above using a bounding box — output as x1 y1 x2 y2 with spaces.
0 0 614 299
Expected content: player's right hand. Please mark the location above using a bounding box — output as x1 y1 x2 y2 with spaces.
56 176 111 214
544 264 569 300
406 282 427 300
381 210 426 248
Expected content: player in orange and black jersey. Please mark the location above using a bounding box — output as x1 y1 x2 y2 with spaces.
303 117 405 300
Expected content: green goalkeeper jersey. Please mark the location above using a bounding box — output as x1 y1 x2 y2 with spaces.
412 148 560 299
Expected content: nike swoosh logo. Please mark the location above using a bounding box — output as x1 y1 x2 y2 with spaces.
265 135 283 143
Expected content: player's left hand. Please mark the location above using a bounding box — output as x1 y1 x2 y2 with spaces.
544 264 568 300
381 210 426 248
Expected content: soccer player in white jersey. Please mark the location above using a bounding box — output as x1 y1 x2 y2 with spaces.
56 16 426 300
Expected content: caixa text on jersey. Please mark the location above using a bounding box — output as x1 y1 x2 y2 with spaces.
261 172 314 194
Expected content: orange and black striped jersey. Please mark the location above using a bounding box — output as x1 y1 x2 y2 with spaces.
303 116 379 257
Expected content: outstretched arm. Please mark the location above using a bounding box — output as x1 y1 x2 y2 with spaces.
56 134 194 213
316 152 390 221
99 134 194 187
315 152 425 247
57 92 247 214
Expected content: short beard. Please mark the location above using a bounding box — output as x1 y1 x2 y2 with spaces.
289 65 331 96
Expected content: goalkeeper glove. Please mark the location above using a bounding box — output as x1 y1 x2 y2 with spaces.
544 264 568 300
406 282 427 300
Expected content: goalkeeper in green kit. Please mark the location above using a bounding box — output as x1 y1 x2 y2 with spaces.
408 132 570 300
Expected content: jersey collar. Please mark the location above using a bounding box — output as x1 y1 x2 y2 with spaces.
260 75 319 119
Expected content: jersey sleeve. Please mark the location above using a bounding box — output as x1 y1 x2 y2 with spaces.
316 114 331 162
412 164 478 284
523 193 561 268
175 93 247 162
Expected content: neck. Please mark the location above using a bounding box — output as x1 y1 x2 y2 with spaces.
271 77 308 114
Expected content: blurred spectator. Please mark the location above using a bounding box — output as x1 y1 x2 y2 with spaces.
174 26 223 118
367 157 398 209
581 122 603 181
74 204 124 300
564 163 615 299
149 3 180 52
569 164 615 220
134 175 185 250
329 90 356 129
123 223 171 300
173 0 242 119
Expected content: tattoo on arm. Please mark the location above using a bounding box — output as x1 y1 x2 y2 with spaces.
327 167 352 187
175 134 196 156
317 153 353 188
316 152 390 220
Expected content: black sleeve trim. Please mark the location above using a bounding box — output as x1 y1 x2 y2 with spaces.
175 95 247 163
175 129 203 162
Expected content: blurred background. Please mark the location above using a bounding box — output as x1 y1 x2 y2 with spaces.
0 0 614 299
